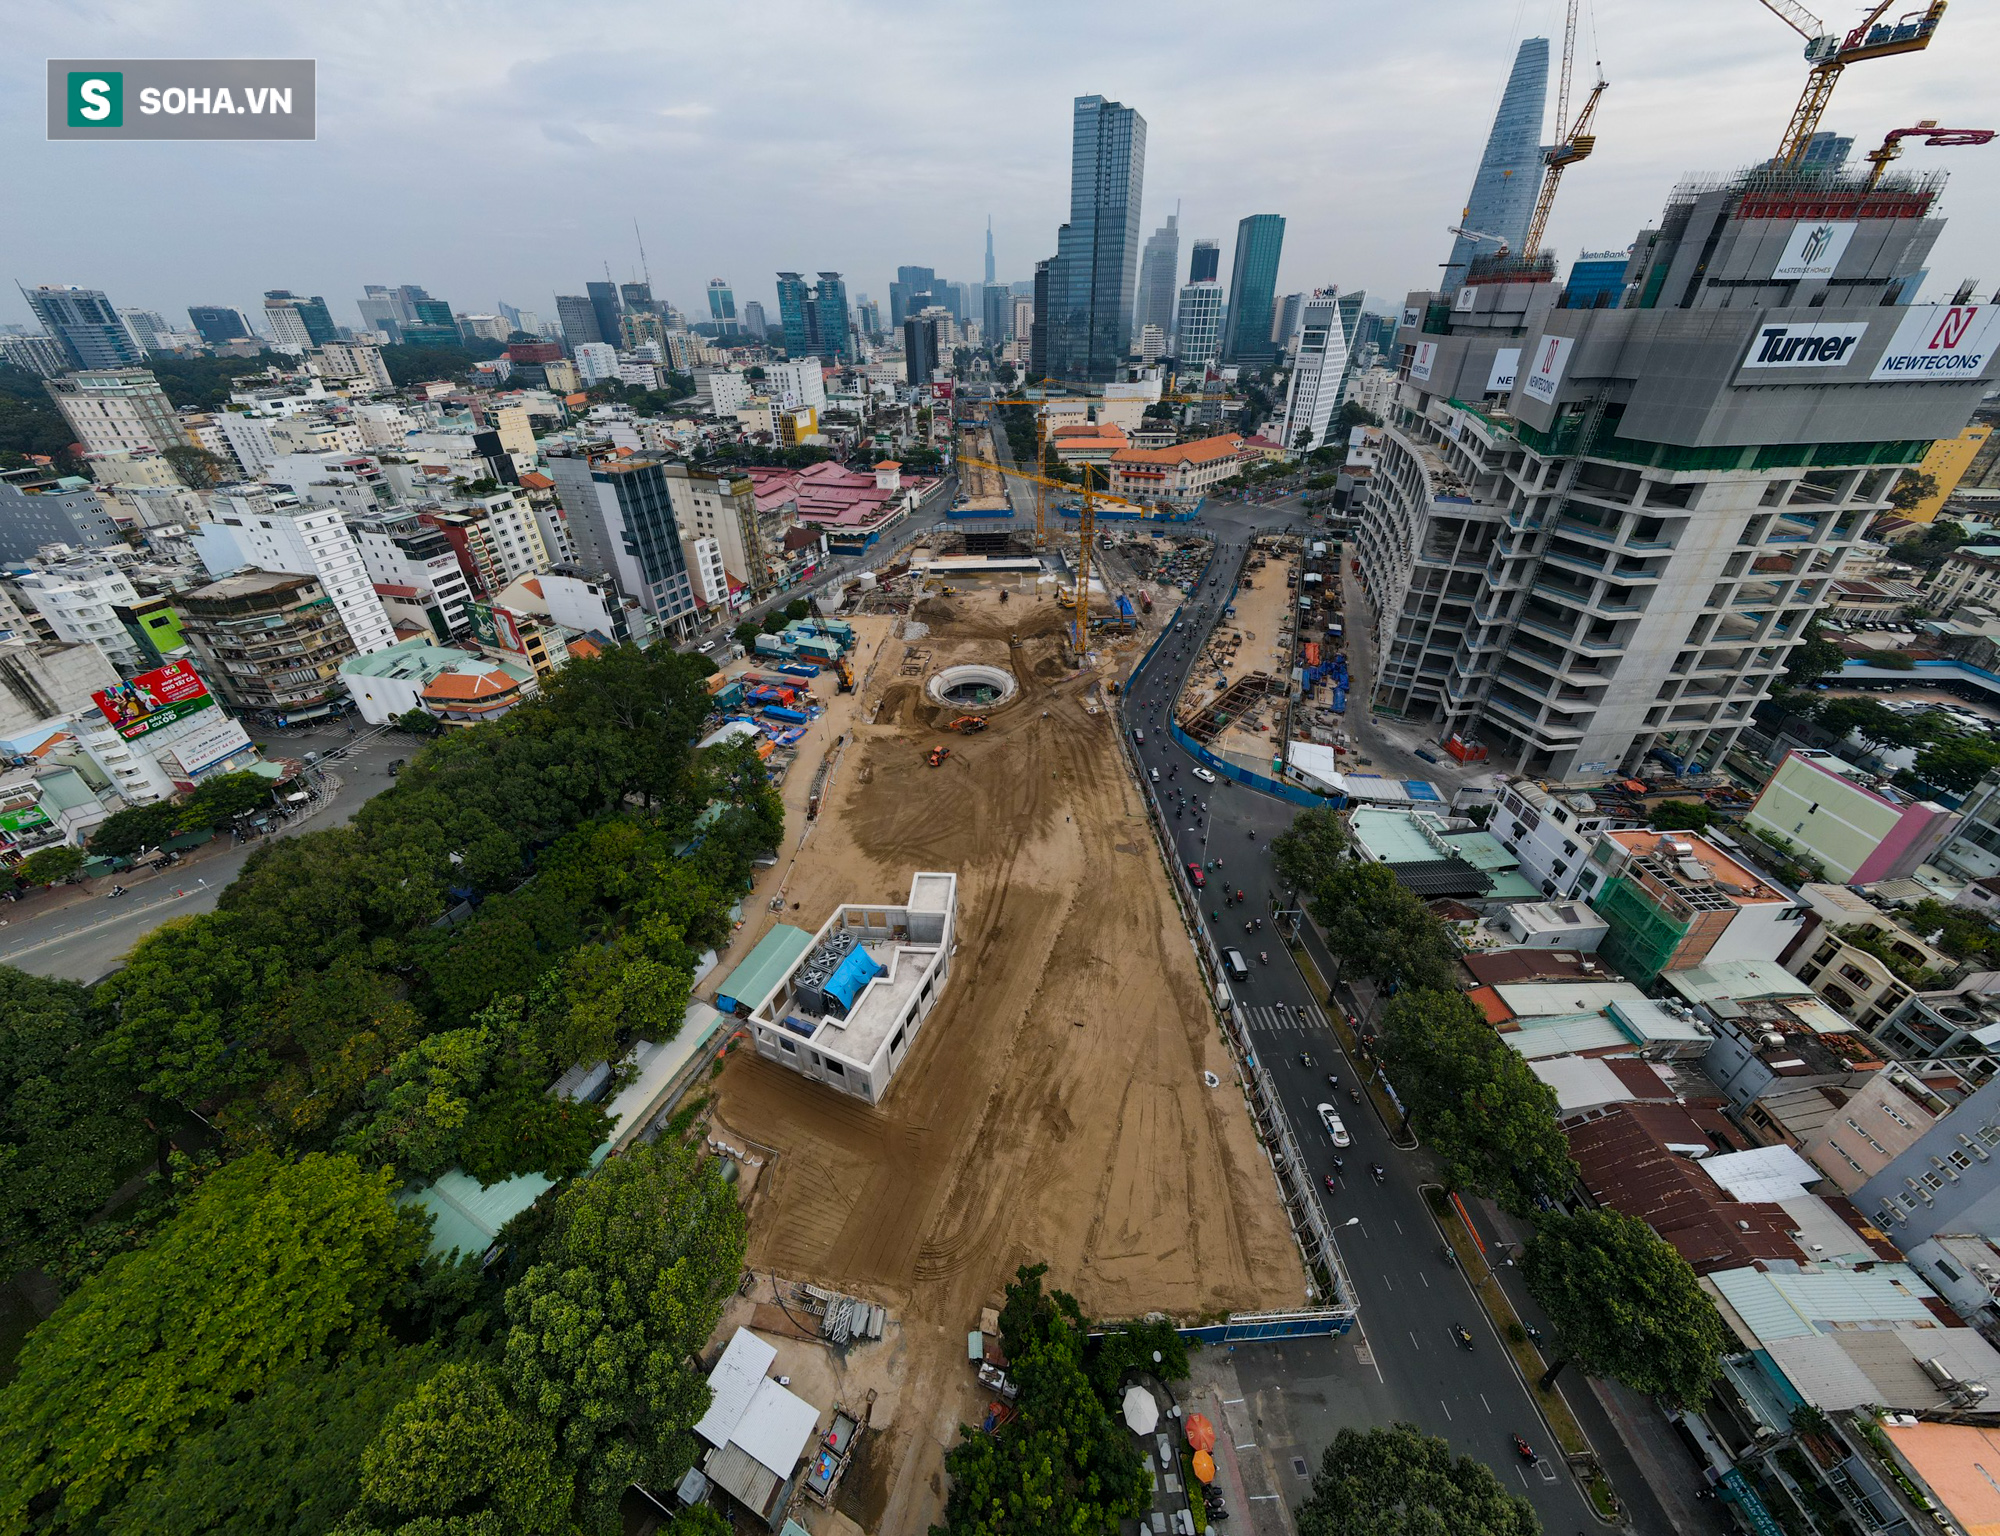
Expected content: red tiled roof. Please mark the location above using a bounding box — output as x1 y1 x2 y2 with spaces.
424 667 524 701
1112 434 1243 468
518 471 554 490
373 582 420 599
567 636 603 659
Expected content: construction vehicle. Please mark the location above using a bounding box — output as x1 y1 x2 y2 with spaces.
950 715 989 733
927 746 951 767
1756 0 1948 168
834 657 856 693
1862 119 1995 187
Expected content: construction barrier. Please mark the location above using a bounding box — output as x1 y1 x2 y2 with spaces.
1177 1309 1355 1344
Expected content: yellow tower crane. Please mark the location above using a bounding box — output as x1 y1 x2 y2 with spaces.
1521 0 1608 262
1756 0 1948 168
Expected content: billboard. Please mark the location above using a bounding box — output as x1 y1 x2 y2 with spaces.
1521 335 1574 405
1771 221 1856 281
1409 340 1436 382
1738 321 1868 372
0 802 52 836
92 659 215 739
468 600 526 654
1486 348 1521 392
1870 304 2000 382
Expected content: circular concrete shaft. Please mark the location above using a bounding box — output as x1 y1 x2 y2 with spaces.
927 663 1018 709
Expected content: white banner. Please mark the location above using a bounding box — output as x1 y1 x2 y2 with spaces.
1739 321 1868 371
1409 340 1437 382
1487 347 1520 392
1870 304 2000 382
1454 285 1478 312
1772 221 1856 281
1521 335 1573 405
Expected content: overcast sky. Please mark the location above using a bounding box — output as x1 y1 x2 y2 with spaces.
9 0 2000 333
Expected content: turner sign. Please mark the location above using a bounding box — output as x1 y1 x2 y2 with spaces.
1870 304 2000 381
1739 322 1868 370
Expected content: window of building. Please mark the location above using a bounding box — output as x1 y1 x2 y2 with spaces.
824 1059 845 1077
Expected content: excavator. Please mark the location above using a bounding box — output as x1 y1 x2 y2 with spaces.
949 716 989 734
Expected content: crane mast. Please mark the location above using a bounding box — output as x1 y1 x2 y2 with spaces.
1755 0 1949 167
1520 0 1607 262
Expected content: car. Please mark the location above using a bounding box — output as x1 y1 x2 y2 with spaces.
1317 1104 1351 1147
1133 727 1145 744
1150 767 1160 782
1192 767 1217 784
1414 748 1440 764
1187 862 1206 888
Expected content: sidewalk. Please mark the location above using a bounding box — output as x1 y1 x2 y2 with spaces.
1185 1348 1297 1536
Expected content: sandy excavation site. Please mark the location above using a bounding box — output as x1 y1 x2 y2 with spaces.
706 581 1300 1532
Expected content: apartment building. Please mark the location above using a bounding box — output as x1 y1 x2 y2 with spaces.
350 511 475 641
196 486 396 656
1782 884 1954 1032
1585 828 1803 986
46 369 192 456
546 453 702 633
1488 777 1635 898
1360 164 1994 779
10 559 144 669
177 570 359 720
664 463 769 598
1745 749 1955 882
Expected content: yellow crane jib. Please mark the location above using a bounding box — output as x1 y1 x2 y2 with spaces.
1756 0 1948 167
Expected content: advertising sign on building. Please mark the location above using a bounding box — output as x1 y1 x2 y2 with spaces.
159 713 254 781
1738 321 1869 372
1453 284 1479 312
1487 348 1521 392
91 659 215 740
1870 304 2000 382
468 600 526 654
1409 340 1437 382
0 802 53 836
1771 221 1857 281
1401 306 1421 331
1521 335 1574 405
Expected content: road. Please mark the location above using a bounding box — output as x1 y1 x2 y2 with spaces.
1119 500 1661 1535
0 720 406 984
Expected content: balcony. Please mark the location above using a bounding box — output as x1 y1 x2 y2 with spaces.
1544 545 1609 577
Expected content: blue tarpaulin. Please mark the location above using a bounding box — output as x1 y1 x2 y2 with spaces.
823 944 883 1011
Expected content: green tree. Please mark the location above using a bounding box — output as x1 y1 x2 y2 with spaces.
1521 1207 1726 1405
160 442 228 489
18 845 86 885
340 1361 576 1535
503 1140 747 1532
935 1264 1151 1535
1902 897 2000 967
1270 807 1350 901
732 621 760 649
1909 734 2000 795
173 769 274 831
784 598 811 621
1887 470 1939 513
1779 617 1847 694
0 1152 425 1530
1309 863 1458 994
1294 1422 1539 1536
87 799 180 858
0 967 152 1273
1336 400 1382 433
110 1347 434 1536
1378 989 1578 1216
395 707 443 736
1647 800 1712 832
760 609 789 634
1818 696 1924 755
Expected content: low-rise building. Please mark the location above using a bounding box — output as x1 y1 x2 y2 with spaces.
421 654 538 728
1589 829 1804 987
1488 778 1636 899
1106 433 1243 507
177 570 358 723
1780 884 1955 1032
1746 749 1955 885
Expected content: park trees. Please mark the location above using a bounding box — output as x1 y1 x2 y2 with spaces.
1270 807 1349 900
1294 1423 1540 1536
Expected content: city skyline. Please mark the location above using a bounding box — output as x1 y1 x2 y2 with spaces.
10 0 2000 334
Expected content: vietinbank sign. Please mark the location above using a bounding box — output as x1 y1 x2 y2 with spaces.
1871 304 2000 382
47 59 315 140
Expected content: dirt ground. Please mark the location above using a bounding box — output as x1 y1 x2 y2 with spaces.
1173 539 1298 766
706 584 1300 1535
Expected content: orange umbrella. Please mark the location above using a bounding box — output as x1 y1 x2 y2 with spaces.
1192 1449 1216 1484
1185 1413 1217 1452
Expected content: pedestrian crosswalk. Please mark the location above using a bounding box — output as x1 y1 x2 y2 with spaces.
1241 1002 1331 1036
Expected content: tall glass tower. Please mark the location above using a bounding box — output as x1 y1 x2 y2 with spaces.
1136 213 1180 347
1222 215 1286 367
1048 94 1146 383
1442 37 1550 295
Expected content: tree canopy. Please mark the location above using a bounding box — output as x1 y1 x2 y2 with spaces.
1271 807 1350 900
1308 862 1458 994
1522 1208 1727 1406
1294 1422 1541 1536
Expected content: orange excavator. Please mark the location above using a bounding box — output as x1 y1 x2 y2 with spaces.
949 715 988 733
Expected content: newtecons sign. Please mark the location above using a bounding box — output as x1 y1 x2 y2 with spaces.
47 59 315 140
1871 304 2000 381
92 660 216 740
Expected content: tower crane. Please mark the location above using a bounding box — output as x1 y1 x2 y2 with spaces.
1521 0 1608 261
1862 120 1995 188
1755 0 1948 168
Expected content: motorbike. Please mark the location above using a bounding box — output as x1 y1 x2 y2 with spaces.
1323 1174 1337 1193
1452 1324 1474 1350
1512 1434 1537 1465
1331 1156 1344 1174
1247 828 1256 839
1259 951 1268 964
1369 1162 1385 1183
1349 1089 1361 1105
108 885 127 897
1440 1243 1457 1267
1326 1075 1339 1091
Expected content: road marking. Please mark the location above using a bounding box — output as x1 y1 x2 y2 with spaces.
1381 1273 1392 1291
1393 1220 1403 1234
1408 1332 1420 1350
1440 1399 1452 1421
1419 1272 1429 1288
1222 1397 1245 1405
1481 1394 1491 1413
1235 1441 1256 1450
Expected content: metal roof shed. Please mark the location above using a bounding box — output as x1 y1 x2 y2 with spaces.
713 924 814 1015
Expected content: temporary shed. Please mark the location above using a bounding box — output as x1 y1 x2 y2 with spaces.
714 925 815 1016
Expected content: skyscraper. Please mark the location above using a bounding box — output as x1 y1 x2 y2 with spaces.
857 296 882 338
1188 240 1220 284
22 285 143 370
1277 289 1350 453
1174 280 1224 370
1222 215 1286 367
903 316 941 387
585 282 624 350
776 272 812 357
620 282 658 319
985 217 996 286
1136 213 1180 350
890 266 935 329
1030 259 1052 382
262 291 339 349
1441 36 1550 295
555 295 602 352
1047 94 1147 383
812 273 852 363
742 301 768 340
1272 292 1305 358
118 310 172 355
188 306 253 346
707 279 737 331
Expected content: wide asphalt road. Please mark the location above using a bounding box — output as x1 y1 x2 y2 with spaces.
1120 502 1636 1535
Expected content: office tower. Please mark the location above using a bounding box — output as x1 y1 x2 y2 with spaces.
890 266 936 329
357 287 402 337
767 359 827 414
1188 239 1220 285
707 279 737 334
856 296 882 338
620 281 657 317
574 343 619 386
741 301 768 341
585 282 624 349
776 273 812 357
1336 291 1365 351
398 296 459 347
556 294 603 352
982 283 1010 346
21 284 143 369
47 369 191 455
1441 37 1550 295
1362 161 1992 781
1011 296 1034 348
904 316 941 386
1139 325 1165 363
497 299 524 333
0 480 120 561
1562 251 1632 309
946 283 971 323
0 334 69 378
1277 289 1350 453
1047 94 1147 383
188 306 254 345
1030 259 1052 381
1273 293 1305 358
263 291 338 349
1136 213 1180 348
813 273 853 363
1174 280 1225 369
118 310 172 355
1222 215 1286 367
985 217 996 287
546 453 699 628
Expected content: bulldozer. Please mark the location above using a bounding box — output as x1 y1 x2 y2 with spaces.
927 745 951 767
949 715 988 734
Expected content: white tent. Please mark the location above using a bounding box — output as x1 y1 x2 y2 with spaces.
1122 1385 1159 1435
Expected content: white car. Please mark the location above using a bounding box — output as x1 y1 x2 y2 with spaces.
1317 1104 1351 1147
1192 767 1217 784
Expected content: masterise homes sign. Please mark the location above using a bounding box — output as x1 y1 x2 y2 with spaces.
47 59 316 140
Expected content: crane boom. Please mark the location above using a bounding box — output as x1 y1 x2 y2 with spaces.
1862 120 1997 188
1756 0 1829 44
1759 1 1949 167
1519 0 1607 263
